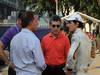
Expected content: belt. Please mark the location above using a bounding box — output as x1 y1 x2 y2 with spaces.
47 63 65 69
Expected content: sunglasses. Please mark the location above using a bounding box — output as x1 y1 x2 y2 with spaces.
52 25 60 28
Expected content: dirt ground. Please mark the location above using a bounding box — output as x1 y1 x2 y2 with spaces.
0 54 100 75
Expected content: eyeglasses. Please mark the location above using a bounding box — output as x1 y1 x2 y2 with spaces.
52 25 60 28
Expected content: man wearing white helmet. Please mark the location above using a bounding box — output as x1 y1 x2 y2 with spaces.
65 13 91 75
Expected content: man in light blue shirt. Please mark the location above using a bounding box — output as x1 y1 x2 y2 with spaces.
10 11 46 75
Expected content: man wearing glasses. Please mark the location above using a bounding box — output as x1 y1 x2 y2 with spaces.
41 15 70 75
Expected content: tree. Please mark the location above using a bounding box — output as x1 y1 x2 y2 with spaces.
17 0 100 20
17 0 37 10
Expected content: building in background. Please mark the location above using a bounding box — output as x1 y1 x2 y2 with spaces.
0 0 18 22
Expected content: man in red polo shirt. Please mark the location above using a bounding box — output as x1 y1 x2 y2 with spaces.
41 15 70 75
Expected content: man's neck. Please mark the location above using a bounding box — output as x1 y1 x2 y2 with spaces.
16 24 21 29
25 26 33 32
52 32 60 38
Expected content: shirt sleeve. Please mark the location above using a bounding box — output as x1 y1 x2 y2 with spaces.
30 39 46 71
41 38 46 56
0 26 17 48
68 34 80 60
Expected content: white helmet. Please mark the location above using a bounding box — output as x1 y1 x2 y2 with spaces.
65 13 83 23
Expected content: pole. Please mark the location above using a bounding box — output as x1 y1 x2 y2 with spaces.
55 0 58 15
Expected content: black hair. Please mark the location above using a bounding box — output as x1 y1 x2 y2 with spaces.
49 15 61 25
17 10 26 20
73 20 84 29
21 11 36 28
63 21 69 33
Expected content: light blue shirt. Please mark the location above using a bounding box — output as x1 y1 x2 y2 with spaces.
10 29 46 74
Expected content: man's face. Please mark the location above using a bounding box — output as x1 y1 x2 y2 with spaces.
50 21 61 34
66 21 78 32
16 18 22 28
31 15 39 31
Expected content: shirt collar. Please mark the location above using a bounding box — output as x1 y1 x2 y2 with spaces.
74 28 82 34
21 28 34 34
49 32 63 38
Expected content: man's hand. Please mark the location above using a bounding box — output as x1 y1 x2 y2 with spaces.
64 67 72 75
83 68 89 72
66 71 72 75
5 61 15 69
0 41 9 64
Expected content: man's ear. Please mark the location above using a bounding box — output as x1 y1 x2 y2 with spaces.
49 25 52 28
28 21 31 26
76 22 79 27
17 19 21 25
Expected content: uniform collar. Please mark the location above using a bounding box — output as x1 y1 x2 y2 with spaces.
74 28 82 33
49 32 63 38
21 28 33 34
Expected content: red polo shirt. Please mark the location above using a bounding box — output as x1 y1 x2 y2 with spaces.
41 32 70 66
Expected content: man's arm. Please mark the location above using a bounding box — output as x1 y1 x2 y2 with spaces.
41 38 46 56
67 35 80 60
0 26 16 65
65 35 80 74
0 41 10 65
29 39 46 71
65 37 70 58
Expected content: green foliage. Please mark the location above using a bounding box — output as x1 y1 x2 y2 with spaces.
19 0 100 19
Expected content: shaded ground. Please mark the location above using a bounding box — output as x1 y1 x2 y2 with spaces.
0 53 100 75
88 54 100 75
